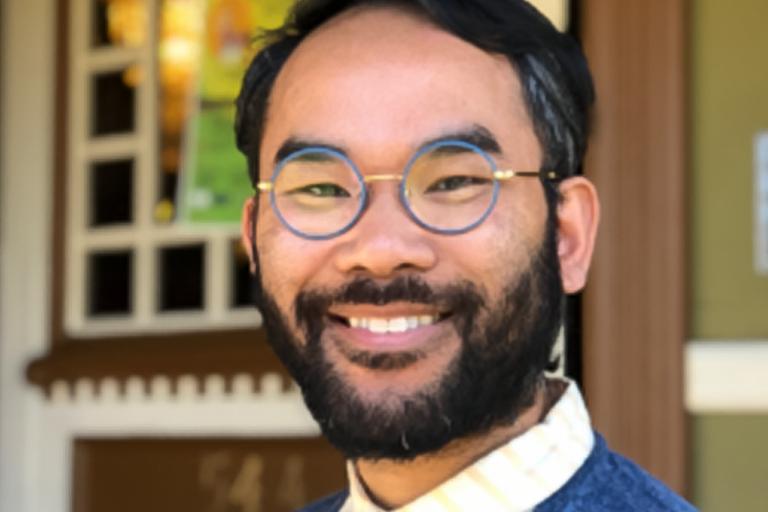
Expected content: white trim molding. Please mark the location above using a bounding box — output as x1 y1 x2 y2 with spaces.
686 341 768 413
37 381 318 512
0 0 56 511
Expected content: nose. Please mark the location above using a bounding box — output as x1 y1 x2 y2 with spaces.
333 183 438 278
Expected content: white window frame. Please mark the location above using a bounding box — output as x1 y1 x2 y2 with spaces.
65 0 261 337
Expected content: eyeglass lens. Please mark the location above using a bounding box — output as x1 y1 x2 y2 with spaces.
404 143 496 232
271 143 497 237
272 150 364 237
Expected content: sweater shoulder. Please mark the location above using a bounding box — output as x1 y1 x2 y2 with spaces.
295 490 349 512
536 433 699 512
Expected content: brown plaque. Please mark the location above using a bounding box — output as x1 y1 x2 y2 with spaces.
72 437 347 512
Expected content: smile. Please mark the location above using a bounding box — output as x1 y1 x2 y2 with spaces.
325 305 455 355
327 304 451 336
347 315 439 333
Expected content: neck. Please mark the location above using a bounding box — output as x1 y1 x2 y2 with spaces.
354 382 558 510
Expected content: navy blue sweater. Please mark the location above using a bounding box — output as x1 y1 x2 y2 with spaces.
297 433 699 512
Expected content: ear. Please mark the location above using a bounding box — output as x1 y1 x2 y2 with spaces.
241 197 258 274
556 177 600 294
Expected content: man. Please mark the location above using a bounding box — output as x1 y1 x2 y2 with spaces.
235 0 698 511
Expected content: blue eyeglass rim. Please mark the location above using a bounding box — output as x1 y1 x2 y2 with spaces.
400 139 500 235
268 147 368 240
268 140 500 240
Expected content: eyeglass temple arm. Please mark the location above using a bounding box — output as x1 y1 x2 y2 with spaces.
494 170 557 180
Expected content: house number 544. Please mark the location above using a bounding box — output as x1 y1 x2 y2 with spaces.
199 452 307 512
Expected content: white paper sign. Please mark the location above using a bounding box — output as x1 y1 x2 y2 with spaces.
754 132 768 274
527 0 570 32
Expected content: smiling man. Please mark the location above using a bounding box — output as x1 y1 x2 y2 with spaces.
235 1 697 511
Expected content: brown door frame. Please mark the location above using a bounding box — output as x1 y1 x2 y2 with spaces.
580 0 688 496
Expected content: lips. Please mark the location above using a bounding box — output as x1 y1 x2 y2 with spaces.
329 314 440 333
326 304 452 351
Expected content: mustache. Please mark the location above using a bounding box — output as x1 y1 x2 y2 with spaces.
301 275 436 310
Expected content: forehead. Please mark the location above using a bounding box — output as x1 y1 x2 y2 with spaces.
260 6 539 172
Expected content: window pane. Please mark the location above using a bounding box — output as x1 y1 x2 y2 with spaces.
154 0 293 225
92 69 137 137
155 0 203 223
91 159 134 226
92 0 148 49
92 0 111 47
231 239 252 308
158 244 205 311
88 250 133 316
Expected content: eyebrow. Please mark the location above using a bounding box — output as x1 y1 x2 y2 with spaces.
418 125 503 155
272 124 503 166
274 138 349 166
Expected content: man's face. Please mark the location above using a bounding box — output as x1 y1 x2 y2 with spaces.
246 7 572 459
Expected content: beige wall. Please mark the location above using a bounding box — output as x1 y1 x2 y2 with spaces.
691 0 768 510
693 416 768 511
692 0 768 338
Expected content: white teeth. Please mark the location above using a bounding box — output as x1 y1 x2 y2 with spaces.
389 318 408 333
368 319 389 334
419 315 435 326
347 315 439 333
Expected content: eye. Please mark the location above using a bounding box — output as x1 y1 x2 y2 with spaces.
288 183 351 197
424 175 491 193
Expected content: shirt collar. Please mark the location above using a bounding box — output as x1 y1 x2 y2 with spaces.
341 379 594 512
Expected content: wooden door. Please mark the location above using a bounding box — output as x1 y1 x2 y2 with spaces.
579 0 689 496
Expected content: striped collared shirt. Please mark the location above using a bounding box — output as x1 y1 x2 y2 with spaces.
340 379 594 512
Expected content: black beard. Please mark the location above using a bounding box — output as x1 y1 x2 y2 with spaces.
251 214 563 461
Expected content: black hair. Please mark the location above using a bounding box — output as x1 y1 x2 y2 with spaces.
234 0 595 200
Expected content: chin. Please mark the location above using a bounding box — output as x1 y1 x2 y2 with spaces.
325 336 458 397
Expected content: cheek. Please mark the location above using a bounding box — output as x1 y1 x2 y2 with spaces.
255 216 332 306
448 192 546 292
257 228 298 295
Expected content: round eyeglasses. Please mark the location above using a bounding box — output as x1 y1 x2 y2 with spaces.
256 140 557 240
